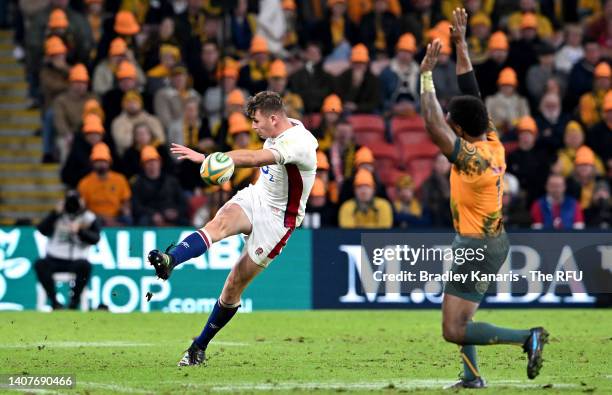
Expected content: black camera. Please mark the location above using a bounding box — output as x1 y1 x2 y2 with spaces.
64 191 82 214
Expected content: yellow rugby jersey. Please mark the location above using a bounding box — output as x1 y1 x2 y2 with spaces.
448 128 506 237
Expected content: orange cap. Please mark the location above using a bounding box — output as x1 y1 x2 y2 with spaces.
83 113 104 134
488 31 509 51
250 35 269 54
604 90 612 111
396 33 417 52
48 9 68 29
351 43 369 63
317 151 330 170
116 60 137 79
594 62 611 78
517 116 537 135
354 168 375 187
228 112 251 135
90 142 112 162
282 0 296 10
434 20 452 37
327 0 346 6
520 13 538 29
226 89 245 106
109 37 128 56
82 98 105 122
69 63 89 82
322 94 342 113
440 38 452 55
45 36 67 56
114 10 140 35
217 57 239 79
140 145 161 163
575 146 595 165
497 67 517 86
470 12 491 28
269 59 287 78
310 178 326 197
354 146 374 167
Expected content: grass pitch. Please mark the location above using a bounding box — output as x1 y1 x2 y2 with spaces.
1 309 611 394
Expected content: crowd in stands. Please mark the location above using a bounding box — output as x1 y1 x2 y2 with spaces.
9 0 612 230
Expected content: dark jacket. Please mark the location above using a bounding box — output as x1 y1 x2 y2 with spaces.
474 58 509 99
289 62 334 114
131 173 188 225
359 11 401 58
334 68 381 113
313 14 359 55
120 145 174 180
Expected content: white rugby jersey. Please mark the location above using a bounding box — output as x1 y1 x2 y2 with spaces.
256 118 318 228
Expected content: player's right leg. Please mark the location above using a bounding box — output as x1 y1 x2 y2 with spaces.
148 203 252 280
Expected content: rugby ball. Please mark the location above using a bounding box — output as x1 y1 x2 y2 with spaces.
200 152 235 185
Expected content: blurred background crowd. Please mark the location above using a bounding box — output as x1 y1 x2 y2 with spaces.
2 0 612 230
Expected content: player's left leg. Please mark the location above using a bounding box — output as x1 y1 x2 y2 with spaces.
178 252 263 367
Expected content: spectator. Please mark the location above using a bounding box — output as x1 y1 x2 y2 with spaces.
228 0 257 55
154 64 201 131
78 142 132 226
335 44 381 113
485 67 530 136
51 64 95 162
313 0 359 56
34 190 99 310
584 181 612 228
131 146 187 226
430 37 460 107
338 169 393 228
40 36 69 112
359 0 401 58
289 42 334 114
566 39 602 110
209 89 249 153
467 12 492 65
507 13 542 91
315 94 343 151
174 0 209 48
507 2 554 40
267 59 304 119
585 0 612 42
502 172 531 228
303 178 338 228
399 0 444 47
227 113 261 192
534 91 570 152
84 0 107 46
190 40 220 95
111 90 165 156
203 59 246 130
101 60 148 127
525 43 562 107
557 121 605 177
421 152 452 227
95 10 140 65
168 97 213 154
140 17 180 71
379 33 419 116
566 146 601 210
92 37 145 96
586 90 612 162
316 150 337 201
578 62 611 128
61 114 107 188
281 0 299 52
393 175 430 228
555 24 584 75
507 116 551 206
121 123 173 180
327 118 358 188
338 146 387 204
239 35 271 95
475 31 510 98
146 44 181 96
531 174 584 229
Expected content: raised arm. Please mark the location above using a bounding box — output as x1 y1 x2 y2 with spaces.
450 8 481 98
419 39 458 158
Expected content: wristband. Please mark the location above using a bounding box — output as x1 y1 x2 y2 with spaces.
420 71 435 94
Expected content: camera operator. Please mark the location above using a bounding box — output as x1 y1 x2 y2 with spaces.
34 190 100 310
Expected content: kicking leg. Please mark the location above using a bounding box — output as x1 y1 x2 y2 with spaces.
178 252 263 366
149 203 252 279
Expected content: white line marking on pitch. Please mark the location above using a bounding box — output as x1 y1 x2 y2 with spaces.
0 340 248 348
79 382 151 394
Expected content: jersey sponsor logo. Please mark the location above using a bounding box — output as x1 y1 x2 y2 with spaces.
181 241 190 248
261 166 274 182
255 247 264 256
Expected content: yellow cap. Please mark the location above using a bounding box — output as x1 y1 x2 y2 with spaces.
470 12 491 28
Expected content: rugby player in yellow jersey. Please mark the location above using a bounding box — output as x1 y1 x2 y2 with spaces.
419 8 548 388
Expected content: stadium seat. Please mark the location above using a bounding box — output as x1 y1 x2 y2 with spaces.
399 141 439 167
394 131 429 146
355 130 383 146
302 113 322 130
391 115 426 135
378 167 408 187
368 141 400 171
349 114 385 136
409 158 435 189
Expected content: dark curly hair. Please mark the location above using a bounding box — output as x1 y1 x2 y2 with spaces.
447 95 489 137
245 91 286 119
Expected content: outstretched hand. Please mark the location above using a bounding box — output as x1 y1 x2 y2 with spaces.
450 7 468 44
420 39 442 73
170 143 206 163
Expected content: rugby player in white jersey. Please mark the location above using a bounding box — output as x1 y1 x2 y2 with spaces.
147 91 318 366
